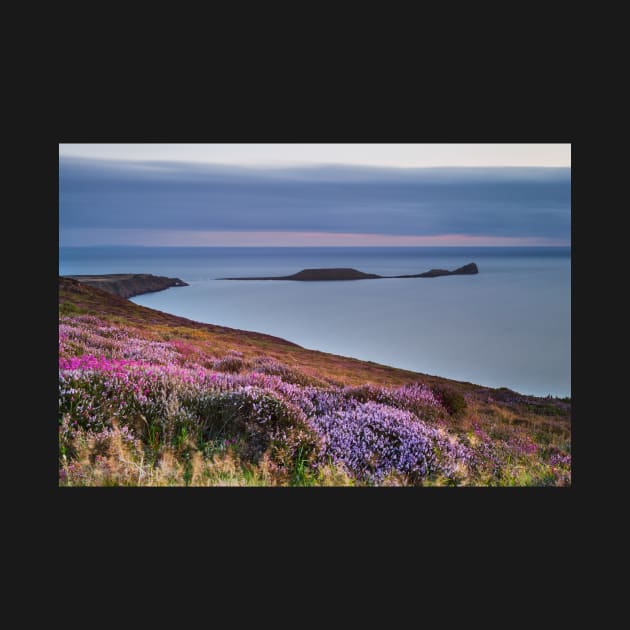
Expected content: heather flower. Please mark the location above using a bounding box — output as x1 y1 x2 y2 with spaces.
308 401 471 483
58 314 565 486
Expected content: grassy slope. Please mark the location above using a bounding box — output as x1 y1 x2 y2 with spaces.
59 277 571 486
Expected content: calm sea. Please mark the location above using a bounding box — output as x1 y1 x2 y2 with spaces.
59 246 571 398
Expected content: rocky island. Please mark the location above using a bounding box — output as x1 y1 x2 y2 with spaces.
64 273 189 298
221 263 479 281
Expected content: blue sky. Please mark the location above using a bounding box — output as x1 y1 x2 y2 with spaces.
59 144 571 246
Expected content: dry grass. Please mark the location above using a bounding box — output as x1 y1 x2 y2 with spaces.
59 277 571 487
60 428 350 487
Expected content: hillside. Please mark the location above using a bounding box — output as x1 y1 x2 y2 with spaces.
58 277 571 486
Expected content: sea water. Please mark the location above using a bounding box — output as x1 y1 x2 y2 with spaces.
59 246 571 398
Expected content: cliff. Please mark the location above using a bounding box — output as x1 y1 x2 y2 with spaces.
64 273 188 298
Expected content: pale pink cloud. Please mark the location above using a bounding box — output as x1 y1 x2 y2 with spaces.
60 228 570 247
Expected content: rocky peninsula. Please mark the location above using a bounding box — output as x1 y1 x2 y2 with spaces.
64 274 188 298
221 263 479 281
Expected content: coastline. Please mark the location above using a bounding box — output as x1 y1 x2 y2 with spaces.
64 273 188 299
58 275 571 486
60 276 568 405
61 251 569 398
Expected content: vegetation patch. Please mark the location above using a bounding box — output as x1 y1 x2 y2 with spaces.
58 278 571 486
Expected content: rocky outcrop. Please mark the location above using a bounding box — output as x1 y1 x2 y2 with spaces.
395 263 479 278
64 274 188 298
454 263 479 275
221 263 479 281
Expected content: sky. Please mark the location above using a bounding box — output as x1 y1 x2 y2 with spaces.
59 144 571 247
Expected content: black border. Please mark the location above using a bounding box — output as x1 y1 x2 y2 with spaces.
44 90 581 556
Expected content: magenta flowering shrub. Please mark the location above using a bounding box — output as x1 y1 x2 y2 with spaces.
59 356 205 442
59 316 179 364
69 314 104 327
548 450 571 486
253 356 299 379
461 422 504 478
549 452 571 467
342 382 445 421
58 350 471 484
250 356 324 386
509 434 539 456
59 316 570 485
308 400 471 484
58 356 322 476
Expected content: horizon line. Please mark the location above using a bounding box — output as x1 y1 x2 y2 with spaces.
60 243 571 248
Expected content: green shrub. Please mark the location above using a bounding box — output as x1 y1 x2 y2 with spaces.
183 389 322 475
60 302 80 315
212 356 244 373
435 387 467 416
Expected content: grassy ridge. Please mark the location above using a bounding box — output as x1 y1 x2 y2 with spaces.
58 277 571 486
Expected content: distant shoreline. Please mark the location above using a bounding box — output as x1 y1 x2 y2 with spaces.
220 263 479 281
60 245 571 250
64 274 188 299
